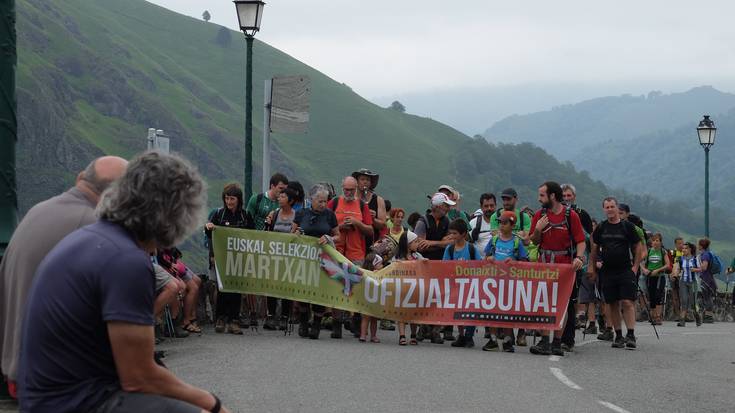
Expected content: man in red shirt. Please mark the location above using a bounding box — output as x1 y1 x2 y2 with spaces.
528 181 586 356
326 176 373 338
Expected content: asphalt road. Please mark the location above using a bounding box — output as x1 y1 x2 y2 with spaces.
1 322 731 413
155 321 734 413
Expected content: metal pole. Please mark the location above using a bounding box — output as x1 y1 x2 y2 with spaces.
147 128 156 150
244 34 254 201
262 79 272 193
704 147 710 238
0 0 17 259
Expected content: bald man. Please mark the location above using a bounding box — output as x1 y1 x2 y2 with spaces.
0 156 127 393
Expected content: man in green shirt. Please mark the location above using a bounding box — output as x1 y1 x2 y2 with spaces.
246 173 288 231
489 188 532 239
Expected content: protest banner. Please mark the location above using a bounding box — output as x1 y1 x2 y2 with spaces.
213 227 575 330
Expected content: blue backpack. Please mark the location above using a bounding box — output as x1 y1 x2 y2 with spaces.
708 251 723 275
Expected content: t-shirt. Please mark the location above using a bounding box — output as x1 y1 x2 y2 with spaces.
442 243 482 261
485 235 529 261
294 208 338 238
646 248 666 274
18 220 155 413
271 209 295 234
469 216 493 257
328 197 373 262
698 251 716 290
489 209 532 234
389 227 404 244
447 208 471 228
530 208 585 264
246 192 280 231
680 256 698 283
592 220 640 270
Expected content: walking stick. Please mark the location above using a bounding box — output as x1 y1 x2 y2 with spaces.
636 284 660 340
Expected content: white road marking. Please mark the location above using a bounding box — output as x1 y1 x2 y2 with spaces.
549 367 581 390
548 355 561 362
598 400 632 413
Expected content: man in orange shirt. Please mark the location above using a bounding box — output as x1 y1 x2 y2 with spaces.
326 176 373 338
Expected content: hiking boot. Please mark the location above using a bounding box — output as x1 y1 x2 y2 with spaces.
551 342 564 356
215 318 226 334
430 331 444 344
442 326 455 341
676 320 686 327
263 316 278 331
561 342 574 353
597 328 614 342
309 316 322 339
501 338 515 353
380 319 396 330
482 338 499 351
298 313 309 338
582 324 598 335
625 335 637 349
227 322 243 335
330 319 343 339
516 333 527 347
612 335 625 348
451 336 468 347
694 312 702 327
529 340 551 355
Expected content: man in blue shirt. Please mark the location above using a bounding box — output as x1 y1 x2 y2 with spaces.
18 151 231 413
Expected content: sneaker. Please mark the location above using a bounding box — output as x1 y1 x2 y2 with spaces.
560 342 574 353
227 322 244 335
625 335 637 349
529 340 551 355
676 320 686 327
263 316 278 331
551 342 564 356
501 338 515 353
482 339 499 351
215 318 226 334
582 324 598 335
451 336 468 347
612 335 625 348
516 334 527 347
597 328 614 342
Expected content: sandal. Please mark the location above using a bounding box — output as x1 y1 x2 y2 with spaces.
370 337 380 343
182 322 202 334
409 334 418 345
399 335 407 346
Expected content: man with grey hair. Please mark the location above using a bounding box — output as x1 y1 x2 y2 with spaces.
0 155 127 398
18 151 231 413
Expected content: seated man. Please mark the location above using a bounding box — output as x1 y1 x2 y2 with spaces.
18 151 230 413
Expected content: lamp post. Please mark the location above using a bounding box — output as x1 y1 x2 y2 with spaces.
696 115 716 238
233 0 265 201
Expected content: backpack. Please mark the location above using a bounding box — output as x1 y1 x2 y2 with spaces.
470 217 488 243
540 205 576 257
707 251 723 275
448 243 477 260
486 234 523 260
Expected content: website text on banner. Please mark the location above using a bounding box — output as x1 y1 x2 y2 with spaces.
213 227 575 330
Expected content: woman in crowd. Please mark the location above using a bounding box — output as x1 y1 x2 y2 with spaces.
287 181 305 212
697 238 717 323
205 183 253 335
360 252 383 343
292 184 340 339
641 233 671 325
676 242 701 327
389 208 406 244
263 188 299 330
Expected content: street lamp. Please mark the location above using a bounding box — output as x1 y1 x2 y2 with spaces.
233 0 265 201
697 115 716 238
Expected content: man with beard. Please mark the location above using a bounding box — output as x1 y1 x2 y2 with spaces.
528 181 586 356
468 193 497 257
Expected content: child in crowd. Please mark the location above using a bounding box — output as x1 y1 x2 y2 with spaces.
483 210 529 352
395 231 424 345
443 219 483 348
360 252 384 343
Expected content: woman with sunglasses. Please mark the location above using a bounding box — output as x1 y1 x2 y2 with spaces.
292 184 340 339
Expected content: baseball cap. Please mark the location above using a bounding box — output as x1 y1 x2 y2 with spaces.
501 188 518 199
499 210 517 224
431 192 456 206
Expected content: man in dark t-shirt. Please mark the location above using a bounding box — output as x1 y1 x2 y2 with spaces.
589 196 642 350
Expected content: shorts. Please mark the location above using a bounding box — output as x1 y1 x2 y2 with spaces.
94 390 201 413
599 268 637 304
154 263 174 293
577 274 598 304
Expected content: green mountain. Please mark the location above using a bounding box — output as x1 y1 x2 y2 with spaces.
483 86 735 161
15 0 735 267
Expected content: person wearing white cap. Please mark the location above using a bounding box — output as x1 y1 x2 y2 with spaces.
437 185 470 229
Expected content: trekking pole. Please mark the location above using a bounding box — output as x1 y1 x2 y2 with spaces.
636 285 660 340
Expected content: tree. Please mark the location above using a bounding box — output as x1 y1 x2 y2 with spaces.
202 10 211 22
388 100 405 113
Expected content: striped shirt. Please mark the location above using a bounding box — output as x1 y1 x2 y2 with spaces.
680 256 698 283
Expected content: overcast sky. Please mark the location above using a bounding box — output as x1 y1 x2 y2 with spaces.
148 1 735 132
